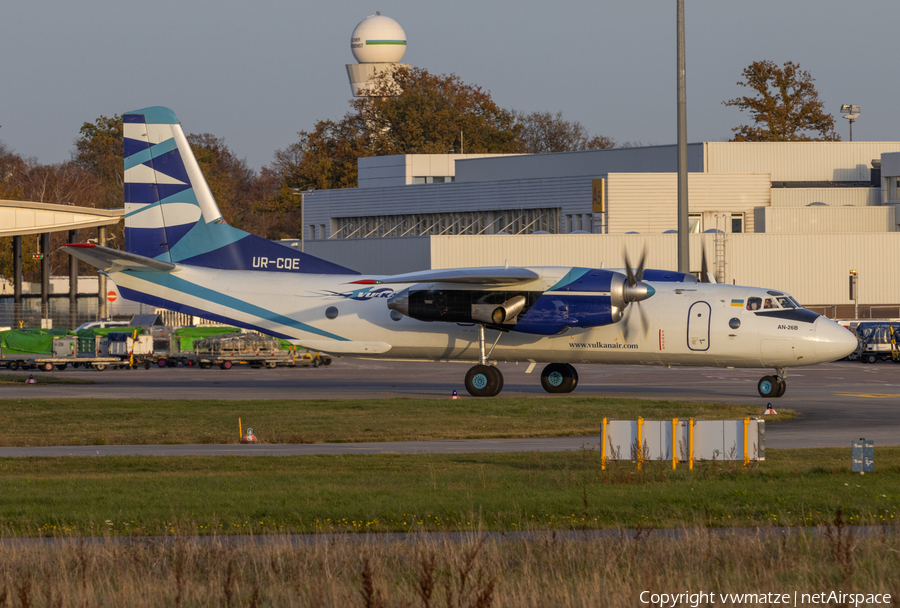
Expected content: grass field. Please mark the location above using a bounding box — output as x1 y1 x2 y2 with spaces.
0 373 95 386
1 529 897 607
0 448 897 536
0 397 793 446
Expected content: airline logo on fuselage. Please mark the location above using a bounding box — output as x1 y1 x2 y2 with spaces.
322 287 395 301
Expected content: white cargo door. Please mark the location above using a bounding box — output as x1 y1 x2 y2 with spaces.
687 302 711 351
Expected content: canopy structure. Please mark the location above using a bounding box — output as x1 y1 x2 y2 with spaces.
1 200 124 328
0 200 123 237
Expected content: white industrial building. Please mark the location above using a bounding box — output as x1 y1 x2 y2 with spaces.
299 143 900 318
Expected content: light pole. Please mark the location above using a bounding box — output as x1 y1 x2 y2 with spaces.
676 0 689 274
291 187 315 252
849 269 859 319
840 105 860 142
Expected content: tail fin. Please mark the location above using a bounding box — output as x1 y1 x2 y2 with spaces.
123 106 357 275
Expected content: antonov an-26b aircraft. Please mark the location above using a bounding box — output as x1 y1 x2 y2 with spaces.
64 107 858 398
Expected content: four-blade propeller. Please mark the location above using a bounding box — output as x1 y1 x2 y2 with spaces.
621 247 654 341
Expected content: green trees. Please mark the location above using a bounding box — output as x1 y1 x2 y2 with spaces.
73 115 124 209
274 67 524 192
723 60 840 142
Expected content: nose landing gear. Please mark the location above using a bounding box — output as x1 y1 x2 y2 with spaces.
758 368 787 398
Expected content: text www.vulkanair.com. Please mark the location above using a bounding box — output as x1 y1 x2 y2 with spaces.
569 342 639 349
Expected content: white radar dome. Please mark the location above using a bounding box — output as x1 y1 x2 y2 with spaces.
350 14 407 63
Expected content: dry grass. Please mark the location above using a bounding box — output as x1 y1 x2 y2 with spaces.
0 519 898 607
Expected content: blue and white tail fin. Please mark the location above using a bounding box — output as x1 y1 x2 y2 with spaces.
123 106 357 275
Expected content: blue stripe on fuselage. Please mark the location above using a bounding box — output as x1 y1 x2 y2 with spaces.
120 271 349 341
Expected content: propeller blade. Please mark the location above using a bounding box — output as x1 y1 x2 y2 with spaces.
700 242 709 283
638 301 650 337
623 249 636 287
636 247 647 283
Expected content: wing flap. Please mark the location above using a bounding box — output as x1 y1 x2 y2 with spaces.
62 244 177 273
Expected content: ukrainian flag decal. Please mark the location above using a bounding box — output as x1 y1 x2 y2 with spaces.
731 299 744 307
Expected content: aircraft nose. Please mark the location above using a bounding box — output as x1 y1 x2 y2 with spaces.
814 317 858 362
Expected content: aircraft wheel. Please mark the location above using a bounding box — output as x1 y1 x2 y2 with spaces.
541 363 577 394
565 363 579 390
757 375 779 398
465 364 503 397
774 378 787 398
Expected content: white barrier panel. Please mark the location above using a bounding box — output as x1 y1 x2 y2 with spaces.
602 419 764 466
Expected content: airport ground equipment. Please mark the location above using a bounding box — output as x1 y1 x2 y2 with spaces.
1 335 128 371
853 322 899 363
155 332 331 370
891 326 900 363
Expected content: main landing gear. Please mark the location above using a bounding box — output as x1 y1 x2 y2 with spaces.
540 363 578 394
464 325 505 397
757 368 787 398
462 326 580 397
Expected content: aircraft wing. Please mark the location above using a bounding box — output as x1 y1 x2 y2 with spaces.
351 267 540 285
62 244 177 273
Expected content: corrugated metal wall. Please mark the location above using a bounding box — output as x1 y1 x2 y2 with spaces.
764 207 896 233
704 142 900 181
428 233 900 306
607 173 770 233
770 188 879 207
307 177 597 239
305 236 432 274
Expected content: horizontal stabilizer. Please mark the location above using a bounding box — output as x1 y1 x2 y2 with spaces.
354 267 540 286
296 340 392 355
62 244 177 273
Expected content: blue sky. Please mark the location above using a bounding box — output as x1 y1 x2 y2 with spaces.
1 0 896 170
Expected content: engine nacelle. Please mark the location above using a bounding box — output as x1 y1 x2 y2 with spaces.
385 267 655 336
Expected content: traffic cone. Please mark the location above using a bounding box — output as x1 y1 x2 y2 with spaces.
450 390 460 400
25 374 37 384
764 403 777 415
240 428 259 444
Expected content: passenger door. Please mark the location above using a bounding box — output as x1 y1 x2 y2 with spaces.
687 302 711 351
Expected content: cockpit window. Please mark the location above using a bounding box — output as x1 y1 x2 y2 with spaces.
746 297 762 311
788 296 803 308
776 297 796 309
763 298 778 309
